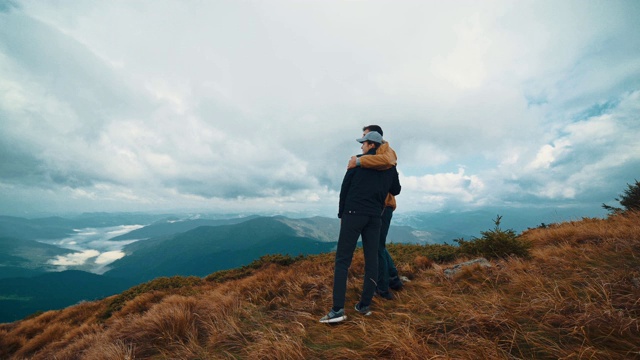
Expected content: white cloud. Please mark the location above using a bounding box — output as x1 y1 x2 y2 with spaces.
432 13 491 89
48 250 100 267
0 1 639 217
107 225 144 237
528 139 572 170
400 168 485 209
95 251 125 265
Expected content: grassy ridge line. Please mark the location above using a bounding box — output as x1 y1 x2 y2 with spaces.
0 212 639 359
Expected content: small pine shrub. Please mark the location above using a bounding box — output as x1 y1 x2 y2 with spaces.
602 179 640 214
247 254 305 268
456 215 531 259
423 244 458 263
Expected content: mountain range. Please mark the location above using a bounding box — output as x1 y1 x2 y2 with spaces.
104 216 339 283
0 207 601 323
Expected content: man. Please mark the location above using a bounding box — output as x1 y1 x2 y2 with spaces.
320 131 401 324
348 125 403 299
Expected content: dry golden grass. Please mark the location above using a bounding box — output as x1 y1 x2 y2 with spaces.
1 211 639 359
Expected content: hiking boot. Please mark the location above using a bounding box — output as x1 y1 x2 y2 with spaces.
354 302 372 316
389 276 404 290
375 289 393 300
319 308 346 323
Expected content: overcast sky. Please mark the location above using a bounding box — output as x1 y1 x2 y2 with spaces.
1 0 639 218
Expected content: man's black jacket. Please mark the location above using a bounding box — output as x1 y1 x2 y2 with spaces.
338 150 401 218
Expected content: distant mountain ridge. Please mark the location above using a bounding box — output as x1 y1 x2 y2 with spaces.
0 216 75 240
393 207 606 238
0 213 169 241
104 216 339 282
273 216 339 242
109 215 261 240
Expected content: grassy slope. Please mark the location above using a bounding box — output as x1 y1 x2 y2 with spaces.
0 212 639 359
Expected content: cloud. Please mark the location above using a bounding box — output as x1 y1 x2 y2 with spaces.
48 250 100 267
0 0 18 13
94 251 125 265
1 1 639 217
495 90 640 204
400 168 485 210
528 140 572 170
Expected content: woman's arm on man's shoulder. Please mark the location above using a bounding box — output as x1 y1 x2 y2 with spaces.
348 142 398 170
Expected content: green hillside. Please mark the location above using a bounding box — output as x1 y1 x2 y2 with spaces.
0 237 72 278
105 217 337 282
0 270 132 323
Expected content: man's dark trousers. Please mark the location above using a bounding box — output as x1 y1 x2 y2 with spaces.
332 213 380 309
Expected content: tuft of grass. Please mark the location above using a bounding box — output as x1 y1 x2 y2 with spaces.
100 275 204 320
205 253 306 283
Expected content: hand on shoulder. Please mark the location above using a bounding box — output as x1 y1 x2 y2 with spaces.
347 156 357 169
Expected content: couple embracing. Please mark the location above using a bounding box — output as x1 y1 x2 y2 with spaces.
320 125 404 324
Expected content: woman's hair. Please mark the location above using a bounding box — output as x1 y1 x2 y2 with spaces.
365 140 381 149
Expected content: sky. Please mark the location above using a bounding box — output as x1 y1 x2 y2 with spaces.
1 0 639 218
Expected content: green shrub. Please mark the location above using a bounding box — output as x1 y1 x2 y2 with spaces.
247 254 305 268
420 243 458 263
602 179 640 215
455 215 531 259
